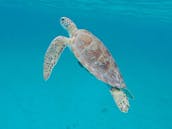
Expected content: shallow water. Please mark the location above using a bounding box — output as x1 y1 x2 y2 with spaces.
0 0 172 129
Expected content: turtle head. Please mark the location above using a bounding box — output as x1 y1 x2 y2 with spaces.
60 17 72 29
60 17 78 37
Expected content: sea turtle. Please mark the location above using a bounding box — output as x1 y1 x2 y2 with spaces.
43 17 133 113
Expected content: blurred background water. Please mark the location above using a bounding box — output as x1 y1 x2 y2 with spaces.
0 0 172 129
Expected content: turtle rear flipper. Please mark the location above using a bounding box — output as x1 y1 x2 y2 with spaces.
121 88 134 99
110 88 130 113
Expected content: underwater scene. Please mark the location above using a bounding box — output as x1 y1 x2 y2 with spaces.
0 0 172 129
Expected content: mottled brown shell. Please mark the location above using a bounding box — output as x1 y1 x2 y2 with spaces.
71 29 126 89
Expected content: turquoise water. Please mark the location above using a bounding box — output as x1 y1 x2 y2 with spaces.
0 0 172 129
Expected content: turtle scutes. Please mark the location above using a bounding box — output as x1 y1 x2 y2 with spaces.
43 16 133 113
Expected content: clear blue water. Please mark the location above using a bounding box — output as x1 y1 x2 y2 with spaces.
0 0 172 129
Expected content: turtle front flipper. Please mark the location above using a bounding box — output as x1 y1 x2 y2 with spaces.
43 36 69 80
110 88 130 113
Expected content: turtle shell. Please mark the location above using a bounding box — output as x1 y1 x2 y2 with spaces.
71 29 126 89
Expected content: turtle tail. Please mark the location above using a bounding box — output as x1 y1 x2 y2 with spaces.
110 88 131 113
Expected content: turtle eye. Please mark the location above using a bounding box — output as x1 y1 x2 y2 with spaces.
60 17 66 24
61 17 65 21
